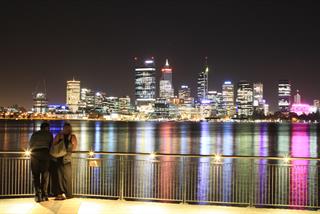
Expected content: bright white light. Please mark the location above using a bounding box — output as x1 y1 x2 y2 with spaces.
224 81 232 84
201 99 211 104
145 60 154 64
283 155 290 164
135 68 156 71
150 152 156 159
213 154 222 163
88 151 94 158
24 149 31 157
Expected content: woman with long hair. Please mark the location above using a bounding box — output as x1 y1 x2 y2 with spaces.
52 122 77 200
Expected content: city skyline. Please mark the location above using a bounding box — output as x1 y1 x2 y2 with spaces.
0 56 318 113
0 1 319 110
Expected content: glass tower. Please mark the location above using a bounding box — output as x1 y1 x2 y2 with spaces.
278 80 291 113
134 58 156 105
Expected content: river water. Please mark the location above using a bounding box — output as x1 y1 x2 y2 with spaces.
0 120 319 157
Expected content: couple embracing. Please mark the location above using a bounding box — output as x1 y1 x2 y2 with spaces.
29 122 77 202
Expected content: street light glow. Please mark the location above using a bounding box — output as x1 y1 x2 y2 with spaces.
24 149 31 157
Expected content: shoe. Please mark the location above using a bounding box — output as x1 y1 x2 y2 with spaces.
61 193 67 200
55 194 66 200
42 195 49 201
35 192 42 203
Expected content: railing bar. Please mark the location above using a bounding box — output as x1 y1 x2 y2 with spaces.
219 164 222 202
3 151 320 161
1 158 3 195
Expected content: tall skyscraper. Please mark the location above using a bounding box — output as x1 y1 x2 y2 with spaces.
236 81 253 117
159 59 174 99
207 90 224 116
33 92 48 114
134 58 156 106
197 58 209 102
80 88 95 112
278 80 291 113
66 79 81 113
222 81 235 117
294 90 301 104
253 82 263 107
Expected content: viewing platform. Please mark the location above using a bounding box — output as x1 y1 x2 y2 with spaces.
1 151 320 213
0 198 317 214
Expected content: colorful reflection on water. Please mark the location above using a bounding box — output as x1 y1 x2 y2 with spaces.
0 121 318 158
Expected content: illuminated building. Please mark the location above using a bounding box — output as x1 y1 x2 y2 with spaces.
222 81 235 117
66 79 81 113
178 85 193 106
48 105 68 114
278 80 291 113
253 83 263 107
154 98 170 118
178 85 190 99
119 96 131 114
159 59 174 99
33 92 48 114
236 81 253 118
263 101 269 115
294 90 301 104
94 91 106 108
134 58 156 109
104 97 119 113
291 104 313 116
80 88 95 112
197 58 209 102
206 90 224 116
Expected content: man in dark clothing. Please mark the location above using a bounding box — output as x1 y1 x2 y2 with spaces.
29 122 53 202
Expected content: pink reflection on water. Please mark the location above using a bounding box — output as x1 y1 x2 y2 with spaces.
159 123 174 199
290 123 310 207
258 124 268 203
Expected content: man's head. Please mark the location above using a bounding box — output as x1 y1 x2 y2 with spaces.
63 123 72 135
40 122 50 131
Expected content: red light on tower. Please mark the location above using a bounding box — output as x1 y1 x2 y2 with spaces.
161 68 172 73
161 59 172 73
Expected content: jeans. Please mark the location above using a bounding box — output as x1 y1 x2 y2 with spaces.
31 149 50 195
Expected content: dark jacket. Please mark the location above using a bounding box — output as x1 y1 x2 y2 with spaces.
29 130 53 151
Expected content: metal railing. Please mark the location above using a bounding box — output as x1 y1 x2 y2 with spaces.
0 151 319 210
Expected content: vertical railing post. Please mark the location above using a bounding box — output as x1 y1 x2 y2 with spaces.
249 158 255 207
119 155 124 200
182 156 187 204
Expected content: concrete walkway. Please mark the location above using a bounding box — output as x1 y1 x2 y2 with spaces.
0 198 318 214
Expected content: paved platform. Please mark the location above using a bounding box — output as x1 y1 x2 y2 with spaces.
0 198 318 214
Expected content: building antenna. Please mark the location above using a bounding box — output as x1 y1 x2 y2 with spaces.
43 79 47 95
165 59 169 67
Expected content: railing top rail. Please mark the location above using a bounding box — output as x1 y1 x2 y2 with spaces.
1 150 320 161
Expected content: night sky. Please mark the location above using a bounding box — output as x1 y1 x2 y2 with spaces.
0 0 319 111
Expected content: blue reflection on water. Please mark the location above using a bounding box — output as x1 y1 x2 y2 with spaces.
197 122 210 201
222 122 234 202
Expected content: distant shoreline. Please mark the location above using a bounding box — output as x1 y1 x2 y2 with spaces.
0 118 318 124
